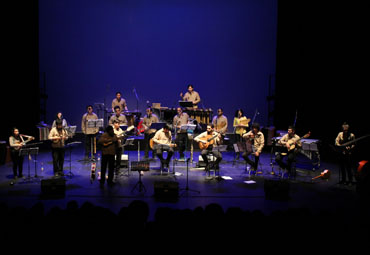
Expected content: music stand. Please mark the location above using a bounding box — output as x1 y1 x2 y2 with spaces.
131 161 150 193
65 126 77 138
65 141 82 178
179 101 193 108
87 119 104 161
180 158 200 197
119 138 135 177
174 123 196 170
19 146 40 183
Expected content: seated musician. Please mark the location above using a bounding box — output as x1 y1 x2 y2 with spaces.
152 124 176 169
180 84 201 109
143 107 159 159
9 128 34 179
212 108 228 139
194 124 222 171
242 123 264 173
233 108 250 159
109 106 128 126
111 91 128 113
275 126 302 178
173 107 189 160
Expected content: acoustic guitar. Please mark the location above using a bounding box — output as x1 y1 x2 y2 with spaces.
286 132 311 152
149 138 177 150
312 169 331 180
198 133 219 150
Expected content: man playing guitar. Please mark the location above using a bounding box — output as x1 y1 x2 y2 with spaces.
242 122 264 174
151 124 177 169
275 126 303 179
142 107 159 159
194 124 222 172
335 122 355 185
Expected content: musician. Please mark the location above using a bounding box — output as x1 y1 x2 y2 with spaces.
212 108 228 137
81 105 99 160
152 124 175 168
109 106 128 126
180 84 201 109
335 122 355 185
111 91 128 113
113 120 124 173
173 107 189 160
98 125 118 188
233 109 249 159
242 123 264 173
9 128 33 178
142 107 159 159
49 120 68 177
275 126 302 178
52 112 68 128
194 124 222 171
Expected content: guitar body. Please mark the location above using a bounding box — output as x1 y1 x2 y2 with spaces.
149 138 177 150
198 134 215 150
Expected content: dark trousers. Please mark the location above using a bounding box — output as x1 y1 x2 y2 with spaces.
201 148 222 167
175 132 188 158
242 150 259 169
144 133 155 158
101 154 115 185
339 153 353 183
52 147 65 174
115 147 123 171
85 134 96 158
275 151 296 176
11 150 23 177
155 145 174 164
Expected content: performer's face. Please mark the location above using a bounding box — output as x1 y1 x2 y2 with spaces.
114 123 120 129
253 128 258 134
207 126 212 134
116 93 121 100
217 109 223 116
13 129 19 136
288 128 294 136
188 86 193 93
115 108 121 115
87 107 93 113
177 108 182 115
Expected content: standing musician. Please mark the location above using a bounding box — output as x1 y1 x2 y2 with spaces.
233 108 250 159
142 107 159 159
275 126 302 178
81 105 99 160
9 128 34 179
212 108 228 140
152 124 176 169
52 112 68 128
111 91 128 113
98 125 118 188
242 123 264 173
335 122 355 185
109 106 128 126
179 84 201 109
173 107 189 160
49 120 68 177
194 124 222 171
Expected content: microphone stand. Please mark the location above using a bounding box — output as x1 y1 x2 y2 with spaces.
180 158 200 197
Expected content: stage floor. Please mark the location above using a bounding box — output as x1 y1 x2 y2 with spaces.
0 145 364 220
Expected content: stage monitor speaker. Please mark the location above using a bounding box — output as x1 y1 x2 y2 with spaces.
264 179 290 201
41 178 66 198
0 141 6 165
154 181 179 201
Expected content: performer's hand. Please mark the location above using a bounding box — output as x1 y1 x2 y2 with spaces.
255 152 260 157
180 92 183 98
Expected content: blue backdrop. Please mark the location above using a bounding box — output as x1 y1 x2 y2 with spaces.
39 0 277 131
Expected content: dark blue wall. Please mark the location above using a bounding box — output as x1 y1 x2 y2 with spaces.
39 0 277 131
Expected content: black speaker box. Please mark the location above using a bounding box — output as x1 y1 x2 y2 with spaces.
264 179 290 200
154 181 179 200
41 178 66 198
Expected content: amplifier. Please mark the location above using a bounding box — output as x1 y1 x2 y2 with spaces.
154 181 179 200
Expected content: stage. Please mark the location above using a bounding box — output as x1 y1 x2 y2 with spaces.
0 144 363 220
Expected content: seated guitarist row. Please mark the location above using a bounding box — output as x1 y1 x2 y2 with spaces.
194 124 222 171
